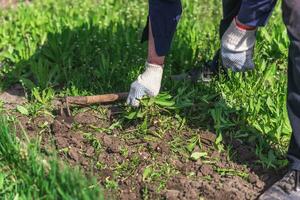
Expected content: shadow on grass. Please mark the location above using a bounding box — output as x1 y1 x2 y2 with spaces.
3 21 146 95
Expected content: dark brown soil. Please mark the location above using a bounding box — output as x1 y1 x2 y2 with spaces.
0 84 27 109
17 113 283 199
1 89 284 200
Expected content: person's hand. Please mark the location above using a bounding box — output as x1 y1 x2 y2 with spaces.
221 18 257 72
127 62 163 107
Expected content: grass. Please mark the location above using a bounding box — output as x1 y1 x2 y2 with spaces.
0 115 103 199
0 0 292 197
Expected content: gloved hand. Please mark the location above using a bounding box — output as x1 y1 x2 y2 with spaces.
127 62 163 107
221 18 257 72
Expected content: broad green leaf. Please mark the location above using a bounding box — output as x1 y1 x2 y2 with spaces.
187 141 196 153
137 110 145 118
16 105 29 116
125 111 137 120
143 166 152 181
0 173 4 191
215 133 223 145
154 99 175 107
147 98 155 106
190 152 207 161
20 78 35 90
140 116 148 134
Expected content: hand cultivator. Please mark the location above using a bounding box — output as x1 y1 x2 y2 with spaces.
57 92 128 127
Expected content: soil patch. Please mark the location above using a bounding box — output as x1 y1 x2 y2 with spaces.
6 101 285 200
0 84 27 109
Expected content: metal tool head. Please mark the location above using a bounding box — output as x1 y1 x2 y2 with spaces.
171 49 228 83
56 97 74 128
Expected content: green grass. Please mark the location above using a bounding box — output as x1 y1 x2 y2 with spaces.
0 115 103 199
0 0 292 196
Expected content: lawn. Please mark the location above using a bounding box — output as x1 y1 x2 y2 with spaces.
0 0 290 199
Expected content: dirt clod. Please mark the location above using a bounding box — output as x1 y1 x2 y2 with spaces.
68 148 80 162
0 84 27 109
200 164 214 176
165 189 180 200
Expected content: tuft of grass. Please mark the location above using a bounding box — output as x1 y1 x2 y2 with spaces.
0 115 104 199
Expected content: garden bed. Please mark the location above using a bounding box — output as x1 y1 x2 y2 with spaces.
2 89 285 200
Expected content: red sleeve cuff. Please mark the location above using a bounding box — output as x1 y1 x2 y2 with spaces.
235 17 256 31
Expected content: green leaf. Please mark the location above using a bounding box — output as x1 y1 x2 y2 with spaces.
143 166 152 181
13 194 19 200
154 99 175 107
16 105 29 116
137 110 145 118
215 133 223 145
266 96 275 112
0 173 4 191
20 78 36 90
215 133 224 151
140 116 148 134
157 93 172 99
190 152 207 161
32 88 43 104
125 111 137 120
186 141 196 153
147 98 155 106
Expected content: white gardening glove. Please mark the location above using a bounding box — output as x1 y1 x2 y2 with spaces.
127 62 163 107
221 18 257 72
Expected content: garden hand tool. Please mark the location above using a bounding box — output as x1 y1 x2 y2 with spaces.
171 49 228 83
57 92 128 128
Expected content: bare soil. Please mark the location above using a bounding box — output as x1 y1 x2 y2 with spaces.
17 113 285 199
0 84 27 109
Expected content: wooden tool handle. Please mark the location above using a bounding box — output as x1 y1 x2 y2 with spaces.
66 92 128 105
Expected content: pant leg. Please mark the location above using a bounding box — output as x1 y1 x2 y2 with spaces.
219 0 242 39
141 0 182 56
237 0 277 27
282 0 300 171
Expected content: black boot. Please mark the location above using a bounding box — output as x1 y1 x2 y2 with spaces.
259 170 300 200
171 49 228 83
200 49 229 82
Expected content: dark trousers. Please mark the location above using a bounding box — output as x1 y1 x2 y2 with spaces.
219 0 242 39
141 0 182 56
143 0 276 55
220 0 276 37
283 0 300 171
